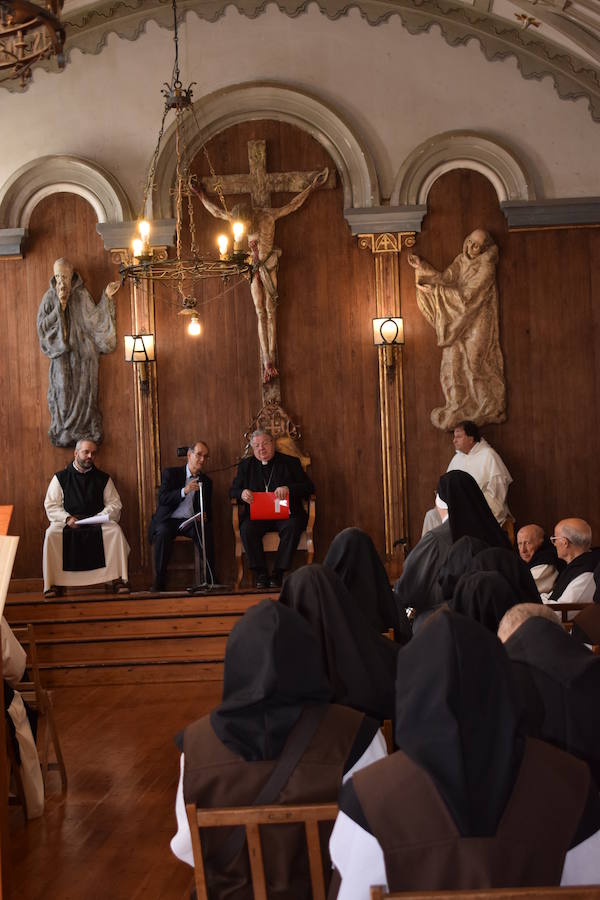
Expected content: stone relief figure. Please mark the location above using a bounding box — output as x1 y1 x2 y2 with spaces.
37 258 120 447
191 166 328 384
407 229 506 430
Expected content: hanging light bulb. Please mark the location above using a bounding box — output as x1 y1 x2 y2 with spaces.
188 314 202 336
132 238 144 259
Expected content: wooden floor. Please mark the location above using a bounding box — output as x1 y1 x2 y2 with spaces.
8 682 222 900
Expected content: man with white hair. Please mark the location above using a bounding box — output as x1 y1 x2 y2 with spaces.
42 438 130 597
230 430 314 589
543 518 600 605
517 524 561 594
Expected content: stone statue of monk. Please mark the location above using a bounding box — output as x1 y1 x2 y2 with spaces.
191 167 328 383
37 258 120 447
408 229 507 430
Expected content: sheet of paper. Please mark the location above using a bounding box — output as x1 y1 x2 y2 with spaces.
75 513 110 527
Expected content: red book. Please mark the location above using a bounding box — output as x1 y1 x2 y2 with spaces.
249 492 290 521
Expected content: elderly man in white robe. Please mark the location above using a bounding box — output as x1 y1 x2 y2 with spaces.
422 420 512 535
42 439 130 597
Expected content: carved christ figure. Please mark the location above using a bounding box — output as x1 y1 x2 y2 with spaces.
191 167 328 383
407 229 506 430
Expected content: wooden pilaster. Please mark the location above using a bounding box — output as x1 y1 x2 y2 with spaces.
111 252 163 568
358 232 414 572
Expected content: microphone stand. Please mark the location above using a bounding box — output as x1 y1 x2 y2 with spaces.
187 480 226 594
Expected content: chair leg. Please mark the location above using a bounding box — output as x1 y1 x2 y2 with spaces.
44 691 68 793
235 555 244 591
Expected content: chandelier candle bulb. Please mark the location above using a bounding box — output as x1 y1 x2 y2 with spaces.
232 221 245 249
217 235 229 259
138 219 151 250
132 238 144 260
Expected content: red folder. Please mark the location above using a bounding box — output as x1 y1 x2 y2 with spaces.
249 492 290 521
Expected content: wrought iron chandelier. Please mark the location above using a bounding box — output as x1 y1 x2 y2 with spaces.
0 0 65 87
119 0 251 306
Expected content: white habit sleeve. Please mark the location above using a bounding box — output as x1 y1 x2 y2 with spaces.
101 478 122 523
44 475 68 525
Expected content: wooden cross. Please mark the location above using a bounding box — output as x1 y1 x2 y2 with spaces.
200 139 336 207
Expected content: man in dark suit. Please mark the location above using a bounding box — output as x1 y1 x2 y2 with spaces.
149 441 213 591
230 430 314 588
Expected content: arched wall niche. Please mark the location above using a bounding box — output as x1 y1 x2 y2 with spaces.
0 156 133 228
391 131 535 207
151 82 380 217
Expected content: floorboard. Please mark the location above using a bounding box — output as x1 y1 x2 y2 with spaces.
8 683 222 900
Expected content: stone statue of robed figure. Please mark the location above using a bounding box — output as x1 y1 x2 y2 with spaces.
408 229 507 430
37 258 120 447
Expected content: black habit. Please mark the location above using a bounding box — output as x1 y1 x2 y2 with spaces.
229 452 314 573
56 463 109 571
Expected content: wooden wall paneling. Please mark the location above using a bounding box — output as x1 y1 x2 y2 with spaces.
401 169 600 547
155 120 383 582
0 193 138 584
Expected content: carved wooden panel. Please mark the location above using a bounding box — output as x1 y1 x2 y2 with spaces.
0 193 138 583
156 120 382 579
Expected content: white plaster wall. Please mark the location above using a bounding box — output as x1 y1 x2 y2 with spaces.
0 2 598 211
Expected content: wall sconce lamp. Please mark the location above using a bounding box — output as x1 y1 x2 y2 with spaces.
124 334 156 394
372 316 404 369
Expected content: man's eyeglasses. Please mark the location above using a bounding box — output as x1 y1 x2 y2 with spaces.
550 535 568 545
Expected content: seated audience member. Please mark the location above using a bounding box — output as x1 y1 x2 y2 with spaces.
544 518 600 605
517 524 562 594
230 430 314 588
499 603 600 783
170 599 386 897
279 565 399 721
148 441 213 592
437 535 490 601
2 619 44 819
450 571 518 633
395 471 510 626
469 547 541 604
329 608 600 898
42 439 130 597
323 527 411 643
422 421 512 535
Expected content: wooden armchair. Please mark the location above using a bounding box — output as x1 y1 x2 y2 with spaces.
232 403 316 589
11 624 67 793
186 801 337 900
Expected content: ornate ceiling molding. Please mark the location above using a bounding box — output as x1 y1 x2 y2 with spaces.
46 0 600 120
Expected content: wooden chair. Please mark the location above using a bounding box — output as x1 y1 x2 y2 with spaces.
11 624 67 793
186 801 337 900
232 402 316 589
370 889 600 900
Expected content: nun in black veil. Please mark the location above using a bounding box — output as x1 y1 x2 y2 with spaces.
330 608 600 898
438 535 490 601
171 599 385 898
394 471 509 623
450 570 519 633
503 612 600 784
323 527 411 643
470 547 541 604
279 564 399 722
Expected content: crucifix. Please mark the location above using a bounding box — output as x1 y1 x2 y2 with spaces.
191 139 335 400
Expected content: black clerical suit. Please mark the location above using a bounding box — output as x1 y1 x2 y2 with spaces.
229 452 314 574
149 466 214 588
